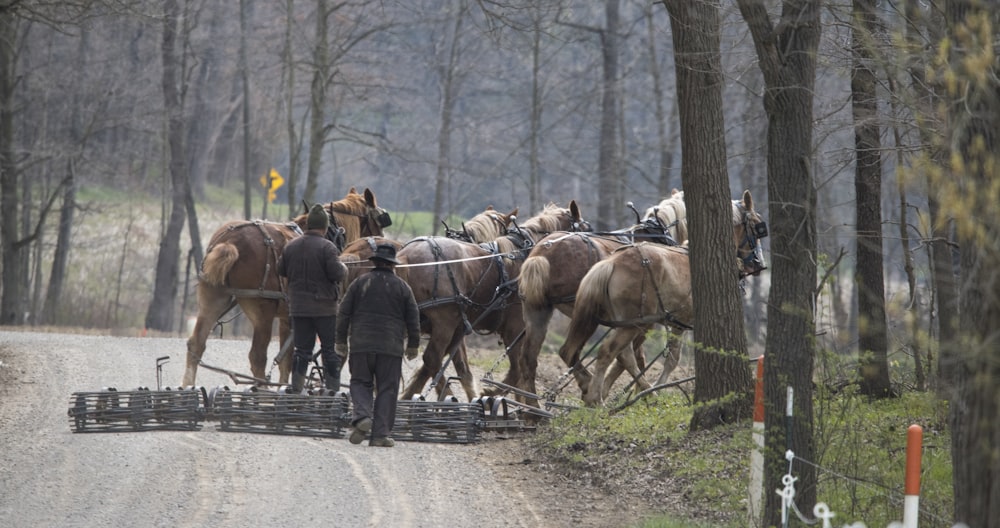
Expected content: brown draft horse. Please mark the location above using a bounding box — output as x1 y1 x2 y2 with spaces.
558 190 768 405
396 202 588 401
182 187 391 387
516 191 688 403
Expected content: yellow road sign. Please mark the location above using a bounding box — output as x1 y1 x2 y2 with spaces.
260 168 285 190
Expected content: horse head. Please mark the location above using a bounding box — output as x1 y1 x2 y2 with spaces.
733 189 767 277
357 187 392 237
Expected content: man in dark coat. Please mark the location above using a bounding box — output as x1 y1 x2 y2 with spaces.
336 243 420 447
277 203 347 393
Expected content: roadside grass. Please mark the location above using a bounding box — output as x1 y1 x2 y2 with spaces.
533 387 952 527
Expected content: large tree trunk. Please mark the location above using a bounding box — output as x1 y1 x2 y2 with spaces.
304 0 329 207
0 12 23 325
528 9 543 214
645 2 679 198
662 0 753 431
432 1 466 235
595 0 620 231
852 0 891 397
945 2 1000 525
43 161 76 325
735 1 822 525
240 0 253 218
283 0 301 217
145 0 188 332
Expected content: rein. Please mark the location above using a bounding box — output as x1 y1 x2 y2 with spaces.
408 237 517 335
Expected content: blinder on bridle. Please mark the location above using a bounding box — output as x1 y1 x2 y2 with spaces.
376 209 392 228
738 205 768 277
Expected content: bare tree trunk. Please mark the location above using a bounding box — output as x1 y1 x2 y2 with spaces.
433 1 466 235
645 3 678 197
0 11 24 325
852 0 891 397
528 10 542 214
146 0 188 333
240 0 253 219
43 160 76 325
735 1 822 525
595 0 620 231
304 0 330 207
283 0 301 216
662 0 753 431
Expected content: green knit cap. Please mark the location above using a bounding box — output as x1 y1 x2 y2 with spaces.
307 203 330 231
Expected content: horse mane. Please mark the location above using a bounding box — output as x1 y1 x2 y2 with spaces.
645 190 688 244
462 207 512 244
519 203 571 235
491 203 573 255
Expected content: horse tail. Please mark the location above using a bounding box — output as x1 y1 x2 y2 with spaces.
518 256 550 308
201 242 240 286
571 258 614 327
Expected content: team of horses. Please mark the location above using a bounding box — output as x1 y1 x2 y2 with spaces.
185 186 767 408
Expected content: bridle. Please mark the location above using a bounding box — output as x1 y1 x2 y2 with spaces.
735 201 768 276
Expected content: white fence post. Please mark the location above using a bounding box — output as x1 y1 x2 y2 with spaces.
749 356 764 527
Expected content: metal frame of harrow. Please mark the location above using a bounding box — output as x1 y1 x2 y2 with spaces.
67 357 532 443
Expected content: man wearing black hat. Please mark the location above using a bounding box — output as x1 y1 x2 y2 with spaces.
336 243 420 447
277 203 347 394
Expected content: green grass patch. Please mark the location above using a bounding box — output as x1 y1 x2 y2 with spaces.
533 389 952 527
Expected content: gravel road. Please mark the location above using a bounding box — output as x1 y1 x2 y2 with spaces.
0 330 641 528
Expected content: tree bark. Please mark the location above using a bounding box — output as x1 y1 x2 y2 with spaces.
43 160 76 325
945 2 1000 524
0 11 24 325
851 0 891 397
305 0 329 207
595 0 620 232
735 1 822 525
661 0 753 431
145 0 188 332
433 1 466 235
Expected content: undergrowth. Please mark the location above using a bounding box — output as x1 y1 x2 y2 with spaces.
533 388 952 528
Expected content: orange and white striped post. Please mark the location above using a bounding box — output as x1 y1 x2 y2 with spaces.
903 424 923 528
749 356 765 525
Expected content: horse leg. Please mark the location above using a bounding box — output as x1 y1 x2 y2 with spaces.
275 307 292 383
516 303 555 405
583 329 627 406
240 298 278 382
556 319 599 400
605 328 652 398
654 329 684 385
401 320 454 400
604 331 648 390
443 334 479 401
183 284 232 386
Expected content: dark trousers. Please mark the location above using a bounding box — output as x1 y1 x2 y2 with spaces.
290 315 339 373
349 352 402 439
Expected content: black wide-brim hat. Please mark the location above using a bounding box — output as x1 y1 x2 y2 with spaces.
369 243 400 264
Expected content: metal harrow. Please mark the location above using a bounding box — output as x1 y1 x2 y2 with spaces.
67 356 538 443
68 386 205 433
391 399 486 444
211 386 350 438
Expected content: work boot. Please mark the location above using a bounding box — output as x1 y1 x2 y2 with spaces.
325 365 341 391
350 417 372 445
322 351 342 391
369 437 395 448
289 352 310 394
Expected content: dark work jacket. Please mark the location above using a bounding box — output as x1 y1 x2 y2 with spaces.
336 267 420 357
277 230 346 317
